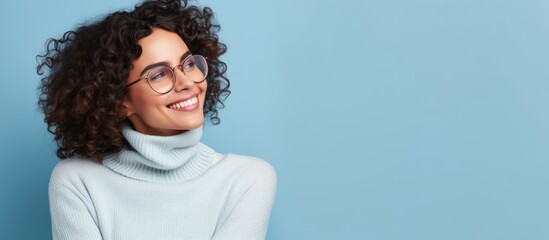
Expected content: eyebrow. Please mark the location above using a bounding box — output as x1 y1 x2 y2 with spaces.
139 51 192 76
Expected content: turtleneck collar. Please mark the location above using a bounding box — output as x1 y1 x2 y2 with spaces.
102 123 222 183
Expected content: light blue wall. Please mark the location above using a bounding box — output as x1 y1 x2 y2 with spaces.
1 0 548 239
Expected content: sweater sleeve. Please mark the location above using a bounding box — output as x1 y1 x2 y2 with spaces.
212 160 278 240
49 180 103 240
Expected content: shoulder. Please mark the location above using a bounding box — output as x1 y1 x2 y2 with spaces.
49 158 104 188
221 154 277 187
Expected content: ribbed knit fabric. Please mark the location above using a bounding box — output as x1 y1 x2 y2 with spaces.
48 124 277 240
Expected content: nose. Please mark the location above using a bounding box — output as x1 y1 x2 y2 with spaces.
173 68 194 92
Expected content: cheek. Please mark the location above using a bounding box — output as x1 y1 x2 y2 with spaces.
199 82 208 103
129 88 164 112
130 90 149 106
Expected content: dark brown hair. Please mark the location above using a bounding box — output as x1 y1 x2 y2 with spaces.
36 0 230 161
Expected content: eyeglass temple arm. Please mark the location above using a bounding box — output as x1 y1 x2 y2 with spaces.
125 78 143 88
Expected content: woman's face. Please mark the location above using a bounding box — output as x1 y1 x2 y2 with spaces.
123 28 207 136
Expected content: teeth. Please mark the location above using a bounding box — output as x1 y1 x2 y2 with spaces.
169 97 197 109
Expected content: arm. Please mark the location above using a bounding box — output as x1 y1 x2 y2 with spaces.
212 160 278 240
49 181 103 240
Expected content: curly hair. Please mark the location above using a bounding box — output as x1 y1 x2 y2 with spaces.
36 0 230 161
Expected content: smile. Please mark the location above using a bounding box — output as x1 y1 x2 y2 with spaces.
167 96 198 109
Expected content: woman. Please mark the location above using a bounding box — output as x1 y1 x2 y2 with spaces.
36 0 277 239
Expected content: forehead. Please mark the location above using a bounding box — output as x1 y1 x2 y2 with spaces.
135 28 189 66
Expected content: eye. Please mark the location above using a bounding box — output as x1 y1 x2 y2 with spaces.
183 58 197 71
148 67 171 82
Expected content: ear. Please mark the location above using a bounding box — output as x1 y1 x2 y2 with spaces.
122 96 135 117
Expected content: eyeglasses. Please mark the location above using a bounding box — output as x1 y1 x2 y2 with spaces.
126 55 208 94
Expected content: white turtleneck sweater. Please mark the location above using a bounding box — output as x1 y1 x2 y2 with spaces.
48 124 277 240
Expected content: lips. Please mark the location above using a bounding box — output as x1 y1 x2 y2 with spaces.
166 96 198 109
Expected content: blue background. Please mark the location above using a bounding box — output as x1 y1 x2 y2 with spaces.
1 0 548 239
